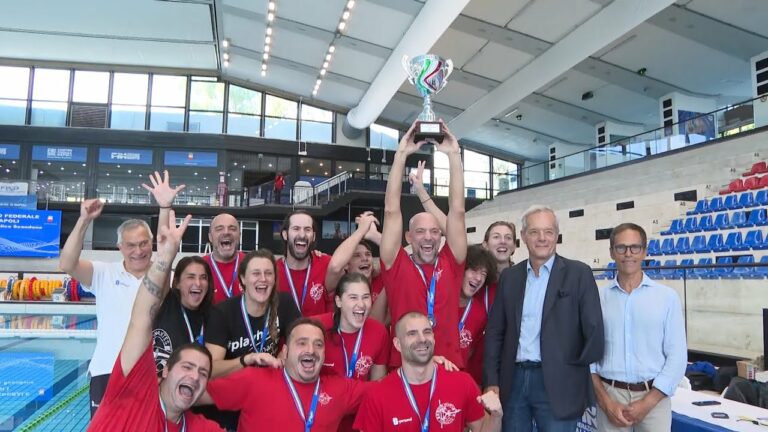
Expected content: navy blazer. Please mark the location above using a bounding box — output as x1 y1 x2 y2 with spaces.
483 254 604 420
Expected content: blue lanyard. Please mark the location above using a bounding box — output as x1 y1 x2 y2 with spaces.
283 368 320 432
180 305 204 345
159 396 186 432
240 295 271 353
209 254 240 298
458 300 472 332
283 259 312 311
410 256 439 326
338 326 364 378
484 285 489 314
399 367 437 432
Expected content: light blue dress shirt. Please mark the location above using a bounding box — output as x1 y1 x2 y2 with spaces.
591 273 687 396
516 254 555 362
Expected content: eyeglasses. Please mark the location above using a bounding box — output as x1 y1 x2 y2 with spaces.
612 244 644 254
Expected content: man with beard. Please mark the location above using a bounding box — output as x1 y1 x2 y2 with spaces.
198 318 368 431
379 120 467 368
89 210 222 431
354 312 503 432
61 171 182 417
277 210 334 316
205 213 246 304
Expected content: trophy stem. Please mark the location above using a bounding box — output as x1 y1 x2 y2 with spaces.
421 94 436 122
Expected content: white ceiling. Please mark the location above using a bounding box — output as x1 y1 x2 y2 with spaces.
0 0 766 162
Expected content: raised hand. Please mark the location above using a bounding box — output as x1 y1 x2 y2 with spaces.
155 210 191 258
432 355 459 372
355 211 379 233
409 160 427 191
141 170 185 208
435 119 460 155
80 198 104 221
397 121 429 156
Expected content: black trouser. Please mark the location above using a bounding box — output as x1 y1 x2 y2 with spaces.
89 373 111 418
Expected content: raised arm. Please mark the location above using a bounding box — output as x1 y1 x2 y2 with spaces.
410 160 446 233
119 211 191 376
326 212 379 291
381 121 424 269
142 170 185 231
439 120 467 263
59 199 103 286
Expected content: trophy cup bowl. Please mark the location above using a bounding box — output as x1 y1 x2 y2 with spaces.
402 54 453 143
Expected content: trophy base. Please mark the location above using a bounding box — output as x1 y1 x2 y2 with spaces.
414 121 444 144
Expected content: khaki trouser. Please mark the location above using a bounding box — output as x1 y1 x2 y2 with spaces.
596 382 672 432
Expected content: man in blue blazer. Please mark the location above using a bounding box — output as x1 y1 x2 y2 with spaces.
484 205 604 432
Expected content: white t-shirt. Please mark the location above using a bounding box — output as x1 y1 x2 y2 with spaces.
82 260 142 376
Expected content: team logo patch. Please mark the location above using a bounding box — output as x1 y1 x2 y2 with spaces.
434 268 443 281
318 392 332 406
355 355 374 377
459 328 473 349
152 329 173 374
435 401 461 427
309 282 324 302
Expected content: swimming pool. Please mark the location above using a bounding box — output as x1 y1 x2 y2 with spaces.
0 307 96 432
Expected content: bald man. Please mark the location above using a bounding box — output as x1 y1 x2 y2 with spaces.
379 119 467 368
204 213 246 303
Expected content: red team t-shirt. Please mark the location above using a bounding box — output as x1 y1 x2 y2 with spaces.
370 274 386 305
457 295 488 371
207 366 368 432
466 281 497 384
88 344 222 432
315 313 390 380
277 254 332 316
353 365 484 432
205 251 246 304
381 246 465 368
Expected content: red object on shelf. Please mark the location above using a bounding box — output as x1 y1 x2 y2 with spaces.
743 161 768 177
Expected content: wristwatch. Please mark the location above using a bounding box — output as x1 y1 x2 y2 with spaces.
239 354 248 367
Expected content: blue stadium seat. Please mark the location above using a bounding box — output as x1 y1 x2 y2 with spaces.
733 255 756 279
690 235 707 253
755 256 768 279
724 194 741 210
679 258 695 279
674 236 691 254
660 238 675 255
755 190 768 207
706 233 726 252
595 262 616 280
661 219 684 236
747 208 767 227
683 217 700 233
744 230 766 250
645 259 662 279
725 231 747 251
714 256 735 279
738 192 755 208
647 239 661 256
709 196 724 212
732 211 749 228
687 199 709 215
660 259 682 280
713 213 732 230
690 257 715 279
698 214 714 231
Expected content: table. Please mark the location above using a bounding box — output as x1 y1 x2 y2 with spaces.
672 388 768 432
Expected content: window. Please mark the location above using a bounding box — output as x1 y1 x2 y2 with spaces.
149 74 187 132
493 157 519 195
31 68 70 127
0 66 29 125
299 158 331 184
189 77 224 134
111 73 148 130
369 123 399 150
264 95 298 140
433 151 449 196
163 150 221 206
0 144 22 179
31 145 88 202
95 148 155 204
300 104 333 143
335 161 364 175
227 85 262 137
73 71 109 103
464 149 490 199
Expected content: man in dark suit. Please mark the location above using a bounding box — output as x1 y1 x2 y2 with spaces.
484 204 604 432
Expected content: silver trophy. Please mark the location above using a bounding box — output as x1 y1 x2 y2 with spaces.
402 54 454 143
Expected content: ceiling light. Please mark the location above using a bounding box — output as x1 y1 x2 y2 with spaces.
338 22 346 30
224 60 230 67
261 70 266 76
264 45 270 52
320 69 326 75
266 27 273 35
265 36 271 44
342 11 350 20
325 54 332 61
267 12 274 21
222 39 230 48
312 90 318 96
503 108 519 118
316 79 322 85
329 45 335 53
268 1 275 11
263 53 269 60
323 61 329 68
262 63 268 70
223 52 230 60
347 0 355 8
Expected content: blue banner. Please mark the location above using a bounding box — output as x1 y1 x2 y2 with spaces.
0 195 37 209
98 148 153 165
31 146 87 162
0 209 61 257
164 151 218 167
0 144 20 160
0 352 54 402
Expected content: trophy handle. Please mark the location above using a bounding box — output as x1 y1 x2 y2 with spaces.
445 58 454 78
401 55 414 82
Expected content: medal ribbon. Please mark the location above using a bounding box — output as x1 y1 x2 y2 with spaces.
284 259 312 310
458 299 473 332
409 256 439 326
240 295 271 353
338 326 364 378
209 254 240 298
399 367 437 432
159 395 186 432
283 368 320 432
180 305 204 345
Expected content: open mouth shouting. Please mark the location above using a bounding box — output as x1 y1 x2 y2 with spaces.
176 381 198 406
298 353 320 373
351 307 367 324
187 286 204 306
289 237 311 259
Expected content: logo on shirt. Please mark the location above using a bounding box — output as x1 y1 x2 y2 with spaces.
459 328 473 349
435 401 461 427
434 268 443 282
318 392 332 406
152 329 173 374
228 336 251 352
392 417 413 426
309 282 324 303
355 355 373 377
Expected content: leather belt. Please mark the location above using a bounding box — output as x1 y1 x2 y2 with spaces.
516 361 542 369
600 376 654 392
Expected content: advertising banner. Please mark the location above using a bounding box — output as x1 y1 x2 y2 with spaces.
0 209 61 257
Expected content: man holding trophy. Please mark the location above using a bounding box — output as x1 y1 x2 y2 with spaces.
402 54 454 143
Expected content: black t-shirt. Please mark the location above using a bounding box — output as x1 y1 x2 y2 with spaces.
206 292 301 358
152 291 206 376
